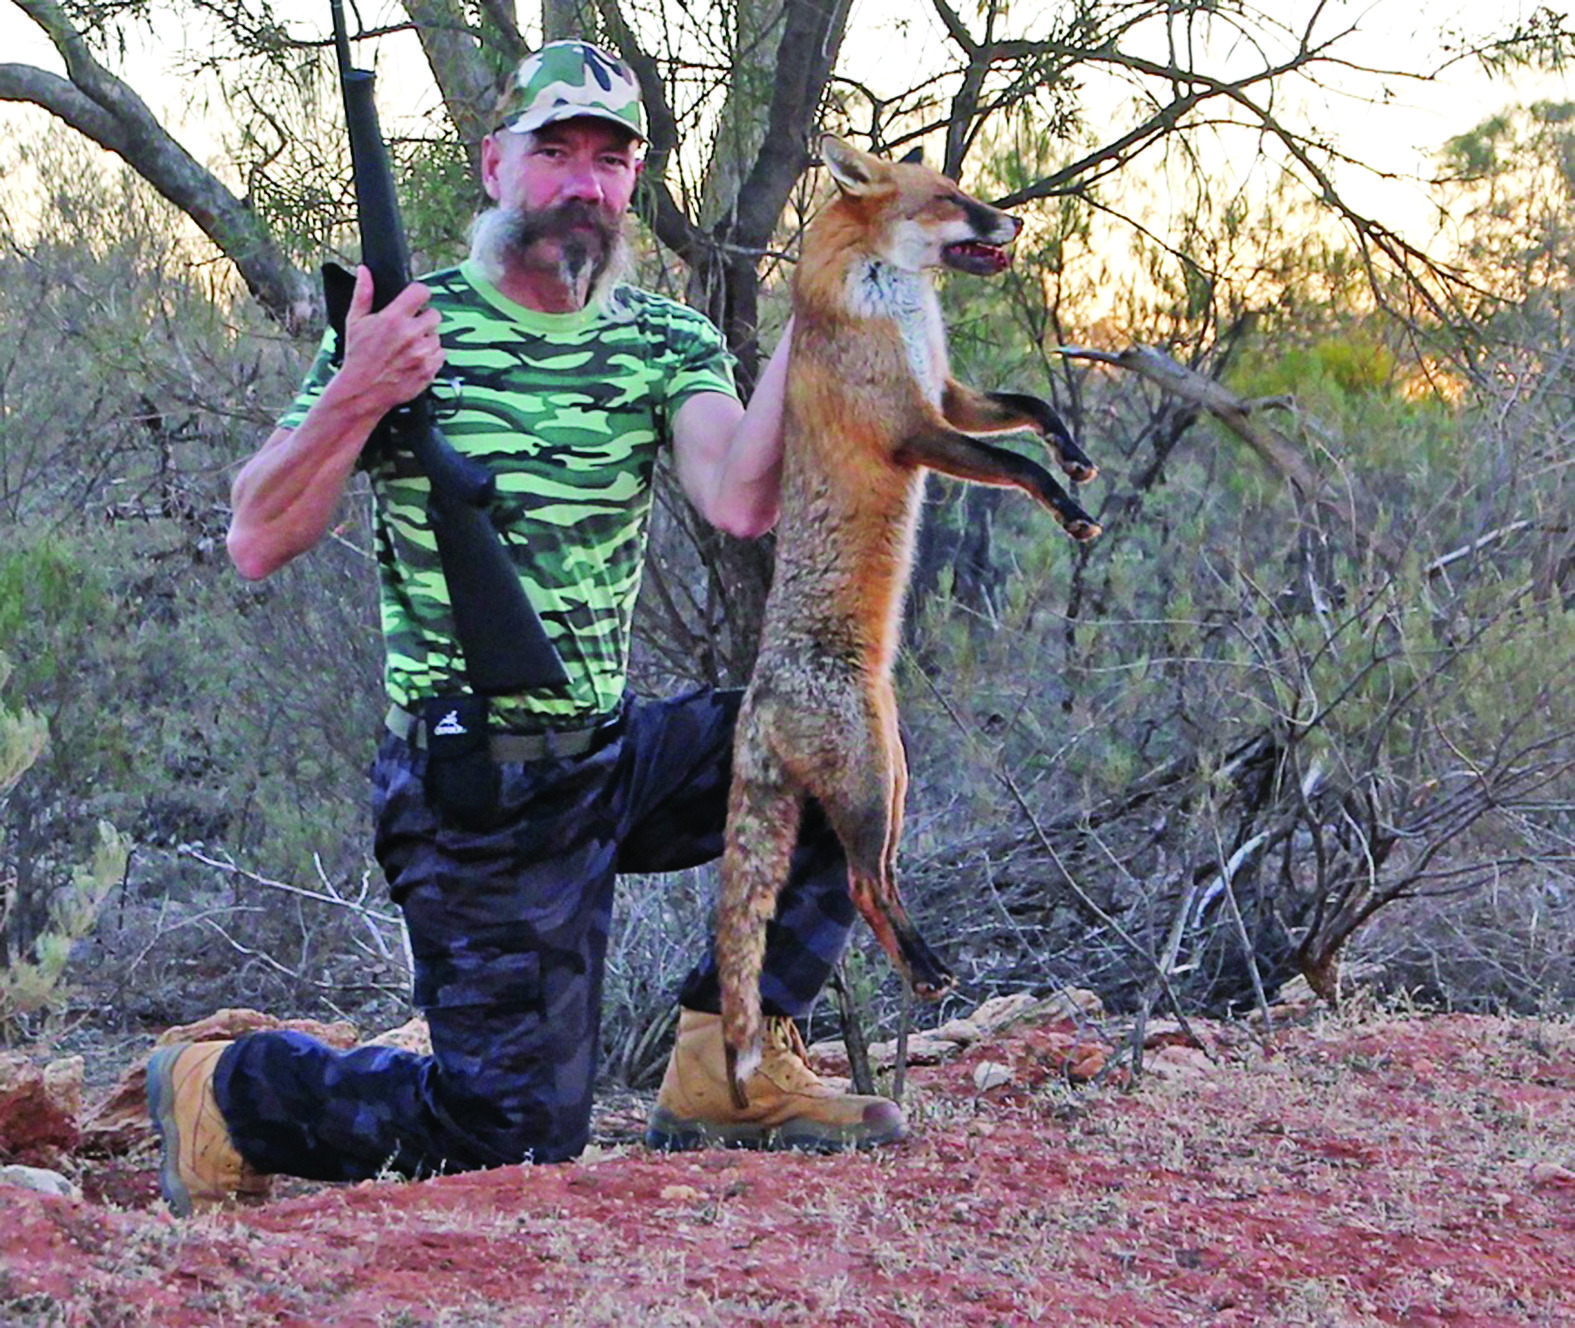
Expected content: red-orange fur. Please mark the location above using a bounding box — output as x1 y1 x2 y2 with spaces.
717 137 1101 1096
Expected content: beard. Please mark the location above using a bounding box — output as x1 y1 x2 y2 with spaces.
469 200 630 305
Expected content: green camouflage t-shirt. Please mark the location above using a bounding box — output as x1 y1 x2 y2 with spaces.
278 261 737 730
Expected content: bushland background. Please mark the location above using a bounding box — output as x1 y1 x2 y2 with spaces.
0 0 1571 1088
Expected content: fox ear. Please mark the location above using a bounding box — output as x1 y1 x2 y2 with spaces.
820 134 882 196
899 146 924 165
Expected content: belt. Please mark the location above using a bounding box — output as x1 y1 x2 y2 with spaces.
385 703 620 763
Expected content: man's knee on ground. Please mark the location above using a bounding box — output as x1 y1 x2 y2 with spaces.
437 1074 592 1168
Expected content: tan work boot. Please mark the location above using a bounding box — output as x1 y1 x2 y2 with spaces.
645 1010 905 1152
146 1041 272 1216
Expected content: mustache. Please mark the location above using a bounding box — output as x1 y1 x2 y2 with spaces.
496 200 618 256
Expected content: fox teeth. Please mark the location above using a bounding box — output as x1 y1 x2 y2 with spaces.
942 240 1011 273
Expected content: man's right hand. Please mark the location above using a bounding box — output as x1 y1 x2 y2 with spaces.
340 265 447 415
227 265 449 580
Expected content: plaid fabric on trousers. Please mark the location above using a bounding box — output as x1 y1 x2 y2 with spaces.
215 687 855 1178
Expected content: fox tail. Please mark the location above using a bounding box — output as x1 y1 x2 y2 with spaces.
717 769 804 1106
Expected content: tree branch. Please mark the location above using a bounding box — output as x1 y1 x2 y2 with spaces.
8 0 317 331
400 0 497 157
0 62 129 150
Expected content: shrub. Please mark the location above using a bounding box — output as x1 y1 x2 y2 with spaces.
1 651 130 1037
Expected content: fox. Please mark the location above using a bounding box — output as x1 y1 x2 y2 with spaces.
717 135 1103 1100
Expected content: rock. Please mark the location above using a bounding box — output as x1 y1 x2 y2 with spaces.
970 993 1042 1032
0 1054 82 1160
804 1039 849 1076
874 1033 958 1069
933 1017 984 1045
971 988 1104 1034
1043 987 1105 1020
1143 1044 1215 1079
1527 1162 1575 1189
1142 1023 1218 1059
364 1016 432 1057
1017 1027 1111 1085
1067 1043 1109 1083
972 1061 1014 1092
44 1057 84 1121
1274 975 1318 1007
0 1163 80 1200
809 991 1105 1077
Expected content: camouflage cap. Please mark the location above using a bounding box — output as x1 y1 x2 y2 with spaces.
495 41 646 142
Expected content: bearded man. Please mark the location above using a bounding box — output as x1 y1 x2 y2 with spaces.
143 41 904 1214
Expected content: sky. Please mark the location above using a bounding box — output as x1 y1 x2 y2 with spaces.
1 0 1571 255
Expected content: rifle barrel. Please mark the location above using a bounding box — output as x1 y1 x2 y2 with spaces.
322 0 570 693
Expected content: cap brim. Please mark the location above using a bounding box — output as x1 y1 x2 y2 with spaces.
501 106 646 142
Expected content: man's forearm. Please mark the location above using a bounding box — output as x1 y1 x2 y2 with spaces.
226 375 386 580
721 327 792 517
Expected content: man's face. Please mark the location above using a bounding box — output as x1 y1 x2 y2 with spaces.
479 119 642 281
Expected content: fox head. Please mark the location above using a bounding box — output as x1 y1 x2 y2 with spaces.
818 134 1022 276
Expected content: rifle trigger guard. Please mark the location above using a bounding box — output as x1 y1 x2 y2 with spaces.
431 377 464 421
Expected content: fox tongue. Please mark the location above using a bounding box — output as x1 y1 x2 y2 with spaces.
943 240 1011 275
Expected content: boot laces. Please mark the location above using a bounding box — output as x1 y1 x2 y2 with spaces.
767 1014 813 1054
761 1016 824 1090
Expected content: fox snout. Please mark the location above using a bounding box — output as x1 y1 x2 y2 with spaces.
939 197 1020 276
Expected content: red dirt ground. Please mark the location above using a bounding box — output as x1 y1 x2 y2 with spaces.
3 1011 1573 1326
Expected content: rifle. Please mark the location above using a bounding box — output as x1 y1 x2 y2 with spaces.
324 0 568 694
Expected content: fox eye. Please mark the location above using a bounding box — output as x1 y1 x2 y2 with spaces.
910 192 964 219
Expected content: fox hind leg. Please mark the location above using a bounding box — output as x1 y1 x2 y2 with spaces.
875 688 952 999
813 690 955 1001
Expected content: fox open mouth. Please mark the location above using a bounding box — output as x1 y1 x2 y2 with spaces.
942 240 1012 275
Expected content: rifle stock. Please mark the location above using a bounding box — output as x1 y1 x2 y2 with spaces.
327 0 568 694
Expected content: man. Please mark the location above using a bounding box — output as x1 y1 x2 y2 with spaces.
145 40 903 1215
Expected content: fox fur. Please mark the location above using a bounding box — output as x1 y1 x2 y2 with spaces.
717 136 1102 1097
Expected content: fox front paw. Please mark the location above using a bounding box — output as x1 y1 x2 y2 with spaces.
1059 452 1098 485
986 390 1097 481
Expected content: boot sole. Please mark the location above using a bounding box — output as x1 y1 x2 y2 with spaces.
145 1045 195 1217
644 1106 905 1155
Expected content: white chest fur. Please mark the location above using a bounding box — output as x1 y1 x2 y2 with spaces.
846 260 947 405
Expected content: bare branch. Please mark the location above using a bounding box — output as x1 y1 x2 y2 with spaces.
7 0 318 330
1058 344 1324 495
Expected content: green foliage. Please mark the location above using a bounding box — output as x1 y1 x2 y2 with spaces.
1436 100 1575 347
0 821 129 1038
895 296 1571 1018
1233 335 1397 399
1 651 130 1036
0 655 47 798
0 136 388 1027
218 45 483 279
395 130 483 266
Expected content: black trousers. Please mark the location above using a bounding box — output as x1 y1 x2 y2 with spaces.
216 687 855 1177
